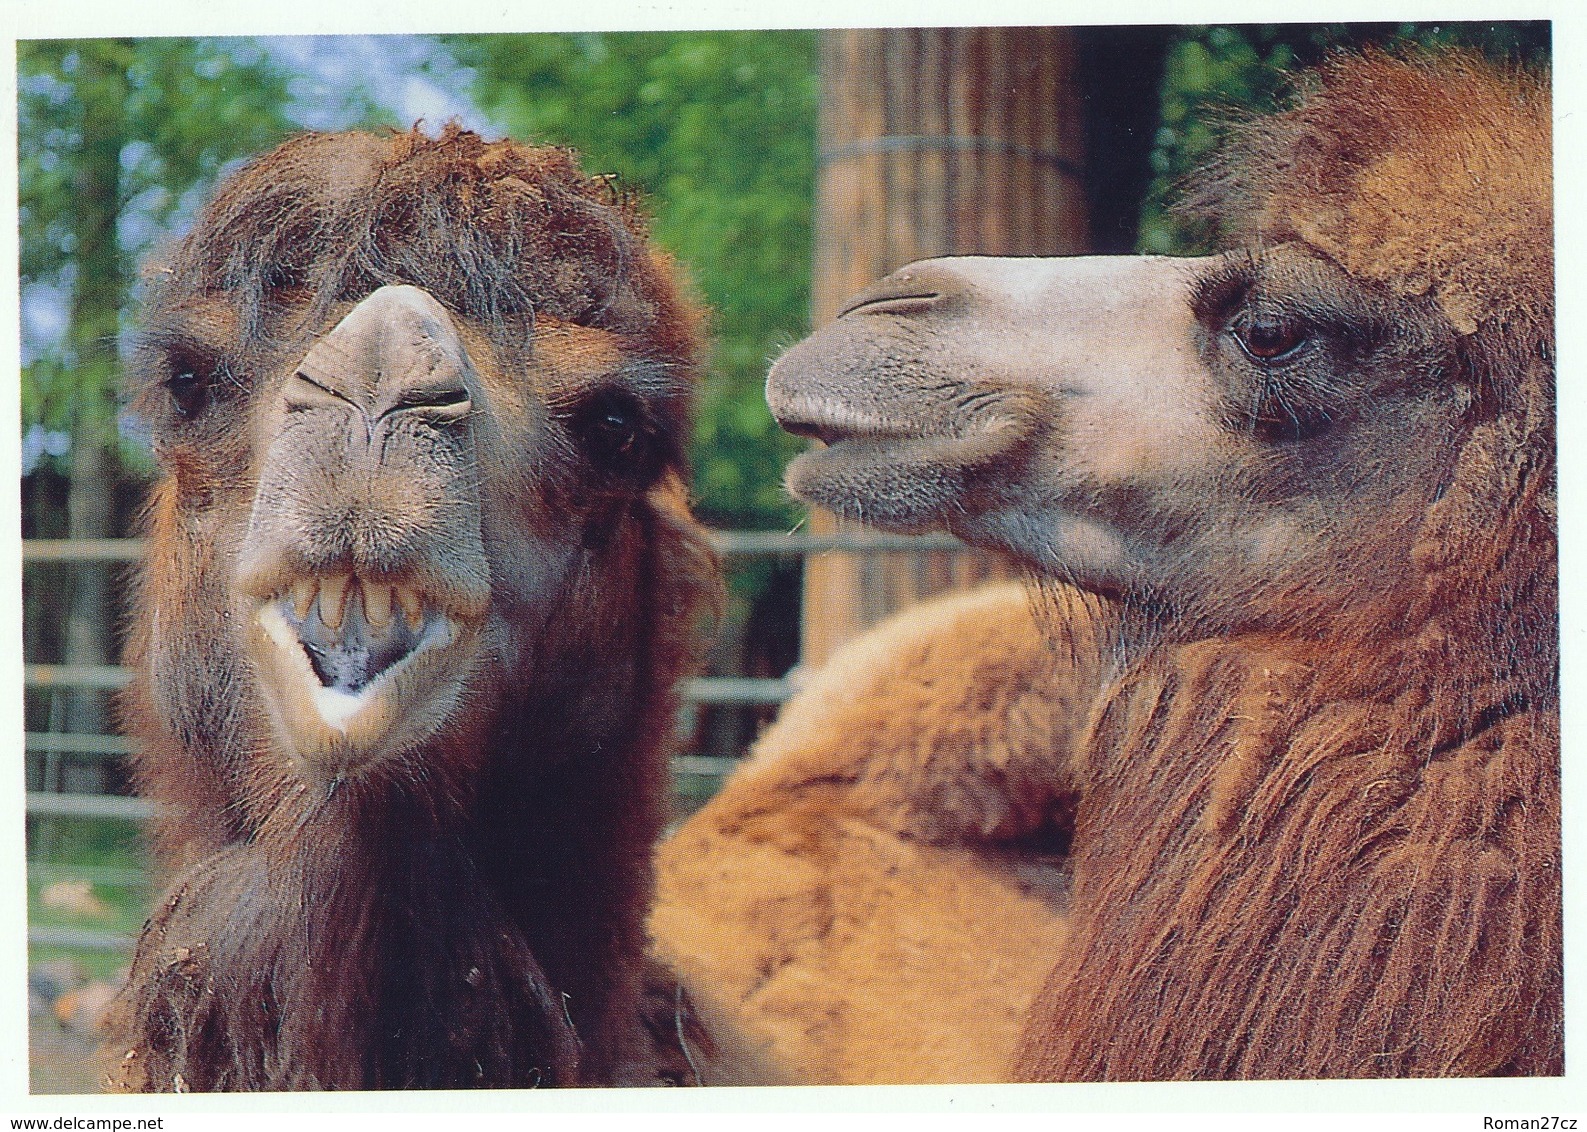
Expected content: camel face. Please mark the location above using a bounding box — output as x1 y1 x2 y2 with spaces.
769 245 1465 628
115 128 715 1090
128 130 698 789
143 280 681 781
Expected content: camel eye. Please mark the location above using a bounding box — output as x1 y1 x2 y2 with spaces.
1232 316 1310 363
165 355 218 419
594 407 636 451
570 389 651 470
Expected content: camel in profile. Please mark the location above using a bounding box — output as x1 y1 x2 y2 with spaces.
652 52 1559 1082
110 126 717 1090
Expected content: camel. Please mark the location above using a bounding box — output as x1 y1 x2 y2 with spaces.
650 52 1559 1082
108 126 717 1090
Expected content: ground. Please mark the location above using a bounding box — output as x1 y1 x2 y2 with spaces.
29 1015 102 1095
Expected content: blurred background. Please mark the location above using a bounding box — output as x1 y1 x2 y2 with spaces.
17 22 1549 1091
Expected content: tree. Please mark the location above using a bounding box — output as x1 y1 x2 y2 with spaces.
19 38 299 748
798 28 1095 664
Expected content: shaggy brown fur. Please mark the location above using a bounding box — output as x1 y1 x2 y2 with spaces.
109 127 717 1090
653 582 1106 1083
653 52 1558 1082
1016 51 1557 1082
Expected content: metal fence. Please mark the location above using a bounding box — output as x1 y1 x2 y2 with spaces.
22 530 962 955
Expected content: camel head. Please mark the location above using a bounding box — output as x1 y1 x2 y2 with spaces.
127 127 705 801
768 54 1552 643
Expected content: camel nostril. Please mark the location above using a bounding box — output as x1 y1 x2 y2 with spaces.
837 260 980 319
286 370 358 414
839 291 943 318
387 384 472 423
291 284 476 424
395 386 469 409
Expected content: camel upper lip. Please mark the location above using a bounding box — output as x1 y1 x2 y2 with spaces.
778 416 843 446
776 414 919 448
276 574 433 634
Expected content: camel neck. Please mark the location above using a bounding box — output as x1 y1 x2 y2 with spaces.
115 804 580 1090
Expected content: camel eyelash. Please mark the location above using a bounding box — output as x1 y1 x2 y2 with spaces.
133 334 224 419
1189 257 1260 323
1197 262 1375 372
165 347 221 381
1198 252 1397 358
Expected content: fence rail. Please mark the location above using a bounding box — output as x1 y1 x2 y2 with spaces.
23 532 962 955
26 791 153 821
24 667 794 708
23 531 965 564
21 538 144 562
29 926 138 952
25 664 131 690
22 529 957 727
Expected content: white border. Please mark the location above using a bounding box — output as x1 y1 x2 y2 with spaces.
4 1 1581 1124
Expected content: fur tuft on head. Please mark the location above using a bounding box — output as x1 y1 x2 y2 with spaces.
1187 52 1551 346
162 124 700 368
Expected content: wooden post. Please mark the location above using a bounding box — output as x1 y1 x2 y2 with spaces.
801 27 1091 667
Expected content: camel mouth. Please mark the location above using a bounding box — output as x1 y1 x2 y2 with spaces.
782 417 1036 537
771 399 925 449
275 575 440 694
780 405 1028 471
779 418 888 447
249 574 482 777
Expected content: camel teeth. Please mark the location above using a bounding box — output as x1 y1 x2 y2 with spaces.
397 586 425 630
364 582 393 631
320 574 352 631
290 578 317 620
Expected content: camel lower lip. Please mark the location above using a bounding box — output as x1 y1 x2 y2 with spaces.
783 440 964 533
784 418 1034 533
785 435 926 485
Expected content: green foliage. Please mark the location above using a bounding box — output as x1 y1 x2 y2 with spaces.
446 32 819 529
19 38 299 289
28 862 150 942
1138 22 1551 255
26 814 150 962
19 38 301 465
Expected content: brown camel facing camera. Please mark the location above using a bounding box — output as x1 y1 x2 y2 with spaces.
110 126 717 1091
